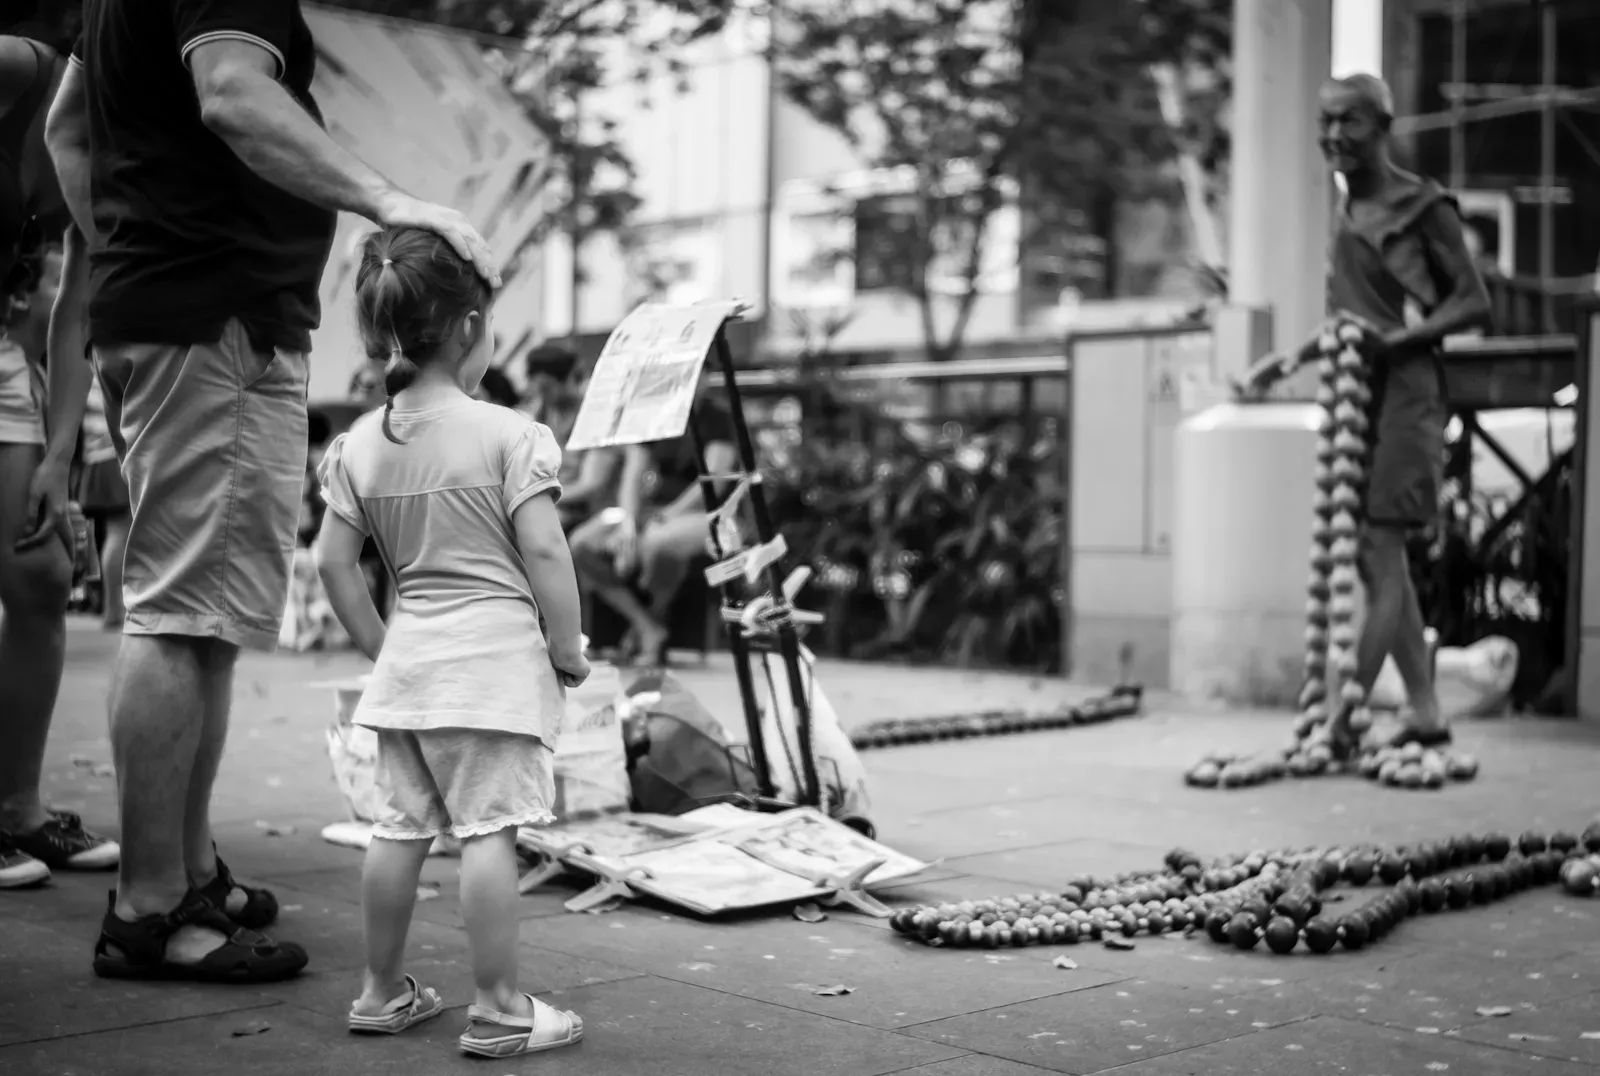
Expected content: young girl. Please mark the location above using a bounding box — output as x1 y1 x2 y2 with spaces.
315 225 589 1059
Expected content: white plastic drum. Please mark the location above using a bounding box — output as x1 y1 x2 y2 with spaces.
1170 402 1323 706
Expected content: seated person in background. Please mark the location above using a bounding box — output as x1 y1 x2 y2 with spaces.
568 386 739 665
521 343 615 529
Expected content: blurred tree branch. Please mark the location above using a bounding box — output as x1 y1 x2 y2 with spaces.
772 0 1229 360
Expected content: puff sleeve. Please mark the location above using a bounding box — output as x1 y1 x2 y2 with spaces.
503 420 564 516
317 434 369 535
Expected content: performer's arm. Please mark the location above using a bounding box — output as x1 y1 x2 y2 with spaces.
1383 203 1491 352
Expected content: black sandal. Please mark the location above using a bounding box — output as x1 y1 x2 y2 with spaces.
1378 724 1453 750
198 853 279 930
92 889 308 983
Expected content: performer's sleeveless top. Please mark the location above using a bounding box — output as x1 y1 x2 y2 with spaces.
1326 171 1458 407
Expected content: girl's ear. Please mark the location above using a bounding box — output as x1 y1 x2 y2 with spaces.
460 310 483 347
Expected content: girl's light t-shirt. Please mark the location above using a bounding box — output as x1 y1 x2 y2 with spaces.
318 396 567 745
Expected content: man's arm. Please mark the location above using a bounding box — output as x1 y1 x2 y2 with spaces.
188 40 394 221
562 447 619 505
1383 202 1492 352
41 225 92 471
44 58 94 242
186 38 498 283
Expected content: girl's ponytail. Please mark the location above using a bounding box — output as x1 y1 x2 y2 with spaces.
380 339 419 445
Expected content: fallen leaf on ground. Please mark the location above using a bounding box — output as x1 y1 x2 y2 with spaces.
70 756 94 768
231 1020 271 1037
254 820 297 837
415 884 441 902
1103 937 1136 951
793 903 827 923
1474 1006 1514 1018
1053 956 1078 970
793 983 852 996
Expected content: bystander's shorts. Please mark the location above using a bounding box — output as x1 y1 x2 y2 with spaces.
371 728 556 841
94 317 308 650
0 340 43 445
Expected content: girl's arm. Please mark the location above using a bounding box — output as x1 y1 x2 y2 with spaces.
513 490 586 676
314 512 386 662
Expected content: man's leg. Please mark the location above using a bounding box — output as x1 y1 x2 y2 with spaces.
110 635 210 920
93 322 307 980
1356 526 1442 735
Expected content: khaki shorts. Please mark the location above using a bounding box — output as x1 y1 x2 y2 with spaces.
0 341 43 445
94 318 308 650
371 728 556 841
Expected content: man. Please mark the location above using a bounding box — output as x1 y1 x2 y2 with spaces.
1244 74 1490 754
0 34 118 890
49 0 496 982
568 386 739 665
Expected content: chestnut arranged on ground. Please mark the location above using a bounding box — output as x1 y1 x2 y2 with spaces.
889 823 1600 952
849 684 1143 751
1183 318 1478 792
1186 740 1478 791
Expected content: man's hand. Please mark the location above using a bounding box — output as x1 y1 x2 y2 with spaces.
377 193 500 288
15 455 72 552
1233 352 1294 401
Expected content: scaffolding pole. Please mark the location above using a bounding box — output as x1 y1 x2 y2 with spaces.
1538 0 1557 331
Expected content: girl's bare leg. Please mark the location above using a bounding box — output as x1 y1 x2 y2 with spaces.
352 835 432 1015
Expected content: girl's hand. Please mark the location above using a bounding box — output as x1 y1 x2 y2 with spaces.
554 652 591 689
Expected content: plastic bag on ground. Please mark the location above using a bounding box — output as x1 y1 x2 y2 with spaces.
552 663 631 821
1368 635 1519 718
755 647 871 827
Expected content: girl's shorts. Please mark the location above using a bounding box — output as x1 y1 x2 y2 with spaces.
371 728 556 841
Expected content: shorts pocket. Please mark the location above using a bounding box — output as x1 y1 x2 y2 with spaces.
228 319 308 398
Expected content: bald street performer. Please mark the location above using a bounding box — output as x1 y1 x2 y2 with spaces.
1243 74 1491 756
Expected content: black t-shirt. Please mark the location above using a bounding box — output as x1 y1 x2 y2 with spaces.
74 1 337 353
646 402 737 506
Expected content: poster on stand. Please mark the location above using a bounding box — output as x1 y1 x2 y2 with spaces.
566 299 741 450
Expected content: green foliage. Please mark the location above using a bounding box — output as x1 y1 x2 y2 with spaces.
772 0 1229 359
763 386 1064 670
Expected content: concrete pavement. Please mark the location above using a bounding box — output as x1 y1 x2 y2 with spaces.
2 619 1598 1075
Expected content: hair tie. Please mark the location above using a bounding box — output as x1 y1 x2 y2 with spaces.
381 258 394 267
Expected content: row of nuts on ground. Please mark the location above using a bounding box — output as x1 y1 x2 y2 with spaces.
890 824 1600 951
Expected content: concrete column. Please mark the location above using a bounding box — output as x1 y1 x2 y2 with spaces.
1169 0 1334 706
1224 0 1334 372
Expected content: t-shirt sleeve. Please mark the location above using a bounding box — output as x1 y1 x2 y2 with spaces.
503 419 564 516
170 0 297 78
316 434 369 535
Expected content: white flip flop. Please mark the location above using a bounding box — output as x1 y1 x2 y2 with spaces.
458 994 584 1058
347 975 445 1034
